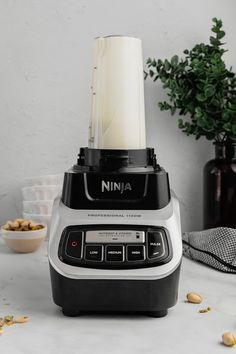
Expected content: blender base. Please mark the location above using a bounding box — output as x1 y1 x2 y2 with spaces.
147 310 168 318
62 309 168 318
49 263 181 317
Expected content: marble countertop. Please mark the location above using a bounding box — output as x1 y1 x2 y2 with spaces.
0 239 235 354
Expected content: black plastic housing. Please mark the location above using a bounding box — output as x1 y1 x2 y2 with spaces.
62 147 170 210
50 263 181 316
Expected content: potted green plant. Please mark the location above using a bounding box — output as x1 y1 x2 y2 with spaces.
146 18 236 229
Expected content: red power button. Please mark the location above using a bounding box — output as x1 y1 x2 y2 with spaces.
66 231 83 259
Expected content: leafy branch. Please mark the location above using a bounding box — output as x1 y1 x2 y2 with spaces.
145 18 236 142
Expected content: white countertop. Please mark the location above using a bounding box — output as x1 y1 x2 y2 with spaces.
0 239 235 354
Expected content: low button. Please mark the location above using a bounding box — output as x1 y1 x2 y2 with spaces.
65 231 83 259
147 231 165 259
85 245 103 262
127 245 145 261
106 245 124 262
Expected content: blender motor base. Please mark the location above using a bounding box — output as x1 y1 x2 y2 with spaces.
50 263 180 318
62 308 82 317
61 308 168 318
147 310 167 318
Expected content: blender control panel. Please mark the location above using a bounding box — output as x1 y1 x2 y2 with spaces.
58 225 172 269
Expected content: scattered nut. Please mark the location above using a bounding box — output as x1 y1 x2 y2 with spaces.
199 308 208 313
2 219 44 232
222 332 236 347
29 222 42 231
4 315 14 326
0 314 29 335
186 292 203 304
14 316 29 324
11 221 20 229
15 219 25 223
3 223 11 230
199 306 212 314
21 220 30 227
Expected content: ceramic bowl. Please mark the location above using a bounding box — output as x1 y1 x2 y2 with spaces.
1 224 47 253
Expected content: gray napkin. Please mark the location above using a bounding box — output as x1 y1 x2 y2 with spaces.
182 227 236 273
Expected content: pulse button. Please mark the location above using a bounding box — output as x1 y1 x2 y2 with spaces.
65 231 83 259
147 231 166 259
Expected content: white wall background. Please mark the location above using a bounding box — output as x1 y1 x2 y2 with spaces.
0 0 235 232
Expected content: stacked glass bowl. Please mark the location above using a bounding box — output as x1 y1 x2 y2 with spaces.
22 174 63 229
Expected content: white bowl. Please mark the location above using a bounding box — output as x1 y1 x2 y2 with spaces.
22 185 61 201
1 224 47 253
23 212 51 229
25 174 64 186
23 200 53 214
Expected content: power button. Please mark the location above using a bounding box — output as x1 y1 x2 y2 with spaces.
65 231 83 259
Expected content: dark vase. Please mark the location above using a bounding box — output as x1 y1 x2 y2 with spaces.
203 141 236 229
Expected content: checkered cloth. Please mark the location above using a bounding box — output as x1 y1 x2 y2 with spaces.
182 227 236 273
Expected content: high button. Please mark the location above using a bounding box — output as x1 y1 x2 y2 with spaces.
127 245 145 261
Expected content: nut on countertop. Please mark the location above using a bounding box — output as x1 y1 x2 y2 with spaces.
186 292 203 304
14 316 29 324
222 332 236 347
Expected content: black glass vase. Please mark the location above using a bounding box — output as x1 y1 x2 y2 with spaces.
204 142 236 229
203 142 236 229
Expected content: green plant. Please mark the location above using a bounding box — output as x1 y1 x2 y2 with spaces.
145 18 236 142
